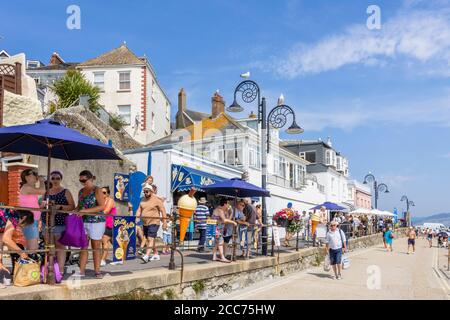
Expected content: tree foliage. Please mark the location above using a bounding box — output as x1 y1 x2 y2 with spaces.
51 69 100 113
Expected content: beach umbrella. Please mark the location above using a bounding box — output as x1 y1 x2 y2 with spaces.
203 178 270 261
202 178 270 198
350 208 372 216
0 119 121 185
310 201 346 211
0 119 121 284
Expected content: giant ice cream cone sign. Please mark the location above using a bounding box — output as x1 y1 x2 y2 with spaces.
311 212 320 237
177 189 198 242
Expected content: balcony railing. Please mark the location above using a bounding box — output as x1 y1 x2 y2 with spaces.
267 175 306 190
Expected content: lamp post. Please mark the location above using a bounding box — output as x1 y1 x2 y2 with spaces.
228 80 303 256
400 195 415 227
363 173 389 209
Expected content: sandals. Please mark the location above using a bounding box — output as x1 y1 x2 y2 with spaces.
95 272 104 279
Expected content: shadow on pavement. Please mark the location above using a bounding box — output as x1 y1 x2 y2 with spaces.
307 272 333 279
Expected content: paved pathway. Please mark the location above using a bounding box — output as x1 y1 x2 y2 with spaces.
216 238 450 300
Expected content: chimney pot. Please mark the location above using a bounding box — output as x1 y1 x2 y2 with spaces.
211 91 225 118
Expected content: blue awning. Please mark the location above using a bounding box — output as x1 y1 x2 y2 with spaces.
171 164 225 192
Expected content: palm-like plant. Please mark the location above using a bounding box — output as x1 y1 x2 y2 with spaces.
51 69 100 113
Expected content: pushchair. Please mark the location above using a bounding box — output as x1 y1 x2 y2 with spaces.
437 232 448 248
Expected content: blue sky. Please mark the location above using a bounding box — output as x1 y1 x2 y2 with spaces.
2 0 450 216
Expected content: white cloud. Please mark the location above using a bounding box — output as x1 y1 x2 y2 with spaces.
270 8 450 78
296 94 450 131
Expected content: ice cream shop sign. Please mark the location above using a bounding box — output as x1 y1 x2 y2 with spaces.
114 173 130 201
171 164 224 192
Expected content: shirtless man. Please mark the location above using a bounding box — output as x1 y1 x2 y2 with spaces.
136 184 167 263
407 226 416 254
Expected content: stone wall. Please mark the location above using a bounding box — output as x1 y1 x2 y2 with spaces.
51 105 142 151
3 90 43 126
108 228 409 300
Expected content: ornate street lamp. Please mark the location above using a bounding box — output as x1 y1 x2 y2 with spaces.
401 195 415 227
228 79 303 256
363 173 390 209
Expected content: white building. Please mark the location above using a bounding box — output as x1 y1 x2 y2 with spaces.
281 138 356 209
78 44 171 145
124 90 327 224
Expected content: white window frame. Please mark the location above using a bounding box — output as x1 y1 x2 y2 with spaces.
151 112 156 132
325 150 331 165
279 157 286 178
93 72 105 91
118 71 131 91
299 152 305 160
166 101 170 120
151 79 157 102
273 158 279 175
117 105 131 125
249 148 256 168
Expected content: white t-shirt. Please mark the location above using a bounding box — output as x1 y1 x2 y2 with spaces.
326 229 346 250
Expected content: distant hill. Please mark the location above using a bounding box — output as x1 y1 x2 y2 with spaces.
412 213 450 226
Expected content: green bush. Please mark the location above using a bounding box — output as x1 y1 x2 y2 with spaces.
192 280 206 295
51 69 100 113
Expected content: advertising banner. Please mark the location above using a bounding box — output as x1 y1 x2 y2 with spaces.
205 219 217 248
114 173 130 202
112 216 136 263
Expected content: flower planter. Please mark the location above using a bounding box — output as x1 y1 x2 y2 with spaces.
278 219 289 228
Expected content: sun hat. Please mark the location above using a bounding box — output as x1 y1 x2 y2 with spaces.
142 183 154 191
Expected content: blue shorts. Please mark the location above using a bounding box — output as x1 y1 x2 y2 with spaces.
23 221 39 240
329 248 343 265
143 224 159 238
163 233 172 244
43 224 66 236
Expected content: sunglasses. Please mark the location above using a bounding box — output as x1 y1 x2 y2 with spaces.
51 177 61 181
79 179 89 184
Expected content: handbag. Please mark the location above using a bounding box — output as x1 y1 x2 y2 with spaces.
13 258 41 287
41 257 62 284
59 214 88 248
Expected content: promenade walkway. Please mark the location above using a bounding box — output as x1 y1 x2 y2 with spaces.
218 238 450 300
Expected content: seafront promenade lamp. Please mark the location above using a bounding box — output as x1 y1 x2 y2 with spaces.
228 78 303 256
401 195 415 227
364 173 390 209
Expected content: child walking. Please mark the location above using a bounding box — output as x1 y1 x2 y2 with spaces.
162 213 173 255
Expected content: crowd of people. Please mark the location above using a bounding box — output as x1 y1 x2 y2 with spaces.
1 168 436 287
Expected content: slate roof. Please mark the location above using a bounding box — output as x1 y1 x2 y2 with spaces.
78 44 144 67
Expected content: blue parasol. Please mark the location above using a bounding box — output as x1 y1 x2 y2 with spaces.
310 201 346 211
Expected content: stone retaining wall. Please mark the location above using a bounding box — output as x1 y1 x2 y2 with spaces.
108 228 408 300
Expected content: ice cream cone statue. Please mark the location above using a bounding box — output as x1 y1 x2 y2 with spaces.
311 212 320 237
177 189 198 242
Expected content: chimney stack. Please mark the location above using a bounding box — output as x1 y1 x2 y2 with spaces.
211 91 225 118
178 88 186 113
327 136 332 147
49 52 64 65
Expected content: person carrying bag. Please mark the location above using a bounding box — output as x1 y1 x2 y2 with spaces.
14 258 41 287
